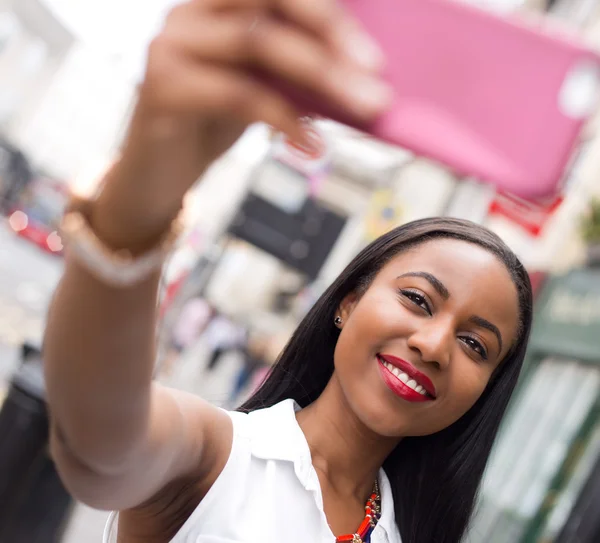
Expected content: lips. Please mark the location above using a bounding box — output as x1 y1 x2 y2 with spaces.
377 353 437 398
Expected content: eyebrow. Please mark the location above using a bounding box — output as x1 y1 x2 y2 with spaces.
469 315 503 353
397 272 450 300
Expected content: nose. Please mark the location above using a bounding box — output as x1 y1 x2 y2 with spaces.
406 319 452 370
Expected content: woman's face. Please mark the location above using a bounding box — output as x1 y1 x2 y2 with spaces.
334 238 520 437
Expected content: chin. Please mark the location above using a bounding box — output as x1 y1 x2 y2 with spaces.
344 383 455 439
346 391 416 438
336 362 450 438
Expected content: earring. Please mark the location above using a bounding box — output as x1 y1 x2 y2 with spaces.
334 316 343 326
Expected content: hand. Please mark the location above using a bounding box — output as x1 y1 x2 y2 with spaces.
94 0 392 249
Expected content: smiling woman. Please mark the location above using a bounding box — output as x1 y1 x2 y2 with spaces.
242 217 533 543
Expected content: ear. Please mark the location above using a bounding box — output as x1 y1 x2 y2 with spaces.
335 292 359 327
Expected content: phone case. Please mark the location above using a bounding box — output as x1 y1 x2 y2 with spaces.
265 0 600 198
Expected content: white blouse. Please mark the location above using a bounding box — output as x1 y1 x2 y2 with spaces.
104 399 402 543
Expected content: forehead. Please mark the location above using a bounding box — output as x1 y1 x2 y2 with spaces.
377 238 520 337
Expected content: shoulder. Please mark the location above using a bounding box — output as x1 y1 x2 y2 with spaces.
106 398 300 541
106 396 241 542
106 399 297 542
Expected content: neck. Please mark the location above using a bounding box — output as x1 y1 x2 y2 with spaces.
296 372 400 501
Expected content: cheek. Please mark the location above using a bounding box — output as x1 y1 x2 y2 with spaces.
335 297 404 365
443 364 490 418
345 291 411 341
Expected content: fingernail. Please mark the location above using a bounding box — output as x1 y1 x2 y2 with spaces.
342 31 385 71
345 76 394 113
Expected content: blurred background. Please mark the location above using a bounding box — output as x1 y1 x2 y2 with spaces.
0 0 599 542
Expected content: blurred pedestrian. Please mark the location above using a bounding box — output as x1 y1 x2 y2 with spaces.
203 314 247 372
227 334 270 407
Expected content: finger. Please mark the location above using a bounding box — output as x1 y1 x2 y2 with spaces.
155 59 305 142
163 0 264 32
246 18 392 119
182 0 385 71
164 15 392 120
275 0 385 71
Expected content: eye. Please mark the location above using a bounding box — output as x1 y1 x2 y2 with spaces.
400 289 432 315
459 336 488 360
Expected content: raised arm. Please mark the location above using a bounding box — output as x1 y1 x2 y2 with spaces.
43 0 389 511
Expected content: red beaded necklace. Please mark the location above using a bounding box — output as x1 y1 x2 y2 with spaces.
335 480 381 543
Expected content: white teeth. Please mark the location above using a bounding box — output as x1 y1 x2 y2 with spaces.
383 361 401 378
380 360 430 396
415 385 427 396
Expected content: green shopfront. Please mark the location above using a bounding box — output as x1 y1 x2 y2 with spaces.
468 268 600 543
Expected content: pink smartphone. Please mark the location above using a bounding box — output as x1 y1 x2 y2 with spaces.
266 0 600 198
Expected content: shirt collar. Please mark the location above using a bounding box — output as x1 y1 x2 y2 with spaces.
247 398 307 463
246 399 402 542
378 469 402 543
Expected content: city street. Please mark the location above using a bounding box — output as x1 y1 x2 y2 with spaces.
0 222 103 542
0 222 112 541
0 221 63 383
0 226 245 541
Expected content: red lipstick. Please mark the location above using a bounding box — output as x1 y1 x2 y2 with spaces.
377 353 436 402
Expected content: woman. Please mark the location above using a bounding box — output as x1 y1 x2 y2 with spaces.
43 1 533 542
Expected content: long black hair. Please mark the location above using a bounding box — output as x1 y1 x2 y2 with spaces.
239 217 533 543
